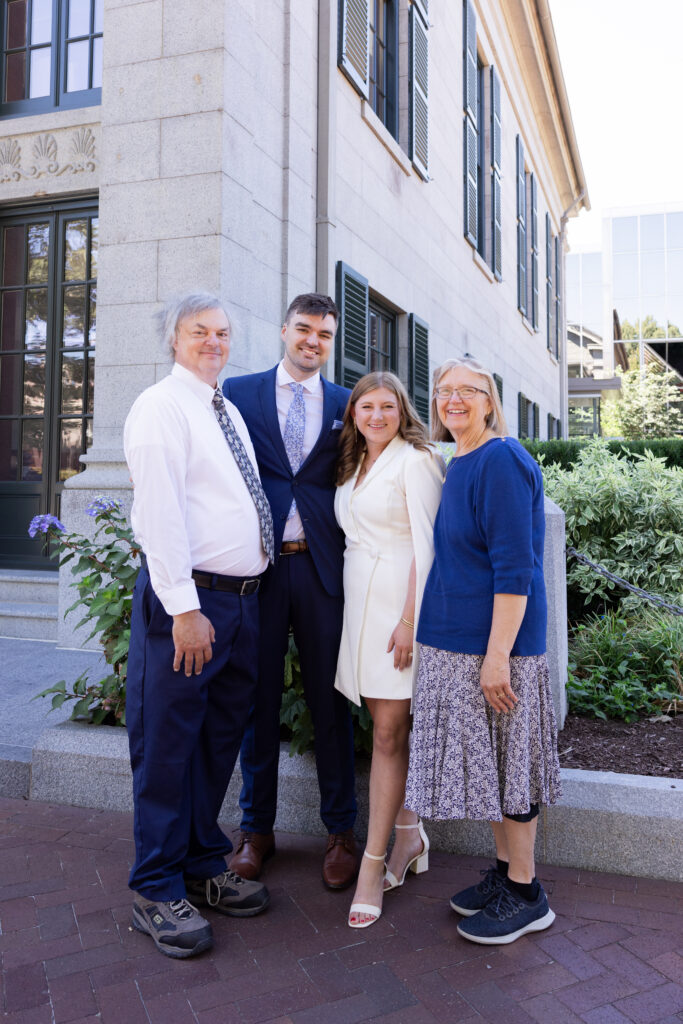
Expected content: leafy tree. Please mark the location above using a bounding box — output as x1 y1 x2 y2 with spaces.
620 315 666 340
601 363 683 439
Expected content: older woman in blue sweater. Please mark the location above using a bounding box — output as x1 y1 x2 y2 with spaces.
406 357 561 945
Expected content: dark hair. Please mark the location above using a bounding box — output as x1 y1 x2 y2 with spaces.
336 372 430 485
284 293 339 325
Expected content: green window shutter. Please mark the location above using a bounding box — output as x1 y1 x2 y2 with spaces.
338 0 370 99
410 5 429 180
530 174 538 329
335 261 369 388
413 0 428 24
463 1 477 123
554 235 562 359
547 412 553 439
517 392 528 438
546 214 554 351
490 66 502 280
556 418 562 439
464 118 478 246
408 313 430 424
493 373 503 402
516 136 526 316
532 402 539 439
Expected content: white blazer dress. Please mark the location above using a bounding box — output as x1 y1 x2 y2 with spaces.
334 436 444 705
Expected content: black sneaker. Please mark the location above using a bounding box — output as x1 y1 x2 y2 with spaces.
450 866 504 917
185 870 270 917
132 896 213 959
456 881 555 945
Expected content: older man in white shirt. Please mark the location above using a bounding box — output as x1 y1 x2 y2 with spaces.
124 293 272 960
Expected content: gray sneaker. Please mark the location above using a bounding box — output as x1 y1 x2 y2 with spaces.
132 895 213 959
185 870 270 917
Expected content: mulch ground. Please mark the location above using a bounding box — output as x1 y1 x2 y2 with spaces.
558 713 683 778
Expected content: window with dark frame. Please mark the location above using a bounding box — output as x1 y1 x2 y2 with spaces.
476 58 485 259
368 298 396 372
369 0 397 139
1 0 102 117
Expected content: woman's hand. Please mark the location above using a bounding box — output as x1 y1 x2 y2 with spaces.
479 650 518 713
387 621 414 671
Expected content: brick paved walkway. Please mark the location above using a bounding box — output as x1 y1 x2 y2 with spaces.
1 797 682 1024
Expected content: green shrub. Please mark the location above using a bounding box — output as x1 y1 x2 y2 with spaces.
280 633 373 756
522 437 683 471
567 610 683 721
541 439 683 617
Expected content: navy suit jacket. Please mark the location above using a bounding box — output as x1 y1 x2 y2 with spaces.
223 367 350 597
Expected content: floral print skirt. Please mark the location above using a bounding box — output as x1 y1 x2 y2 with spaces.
405 647 562 822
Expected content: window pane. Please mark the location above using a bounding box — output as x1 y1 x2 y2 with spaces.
565 255 579 288
25 289 47 350
89 218 98 278
68 0 91 37
667 212 683 250
640 302 666 338
640 214 664 252
23 352 45 414
60 418 82 480
63 285 85 348
88 284 96 344
667 296 683 337
66 39 89 92
1 291 23 351
565 283 580 323
64 220 87 280
0 353 23 415
31 0 52 44
94 0 103 33
7 1 27 48
5 50 27 102
613 253 638 298
612 217 638 254
581 253 602 285
640 251 665 297
22 418 43 480
85 417 92 448
61 352 84 413
614 298 639 336
92 35 102 88
582 285 602 335
614 340 640 372
3 225 25 286
29 45 50 97
27 223 49 283
86 353 94 412
0 419 19 481
667 249 683 296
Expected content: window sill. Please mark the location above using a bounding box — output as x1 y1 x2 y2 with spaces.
520 314 537 336
472 248 495 282
0 104 101 137
360 100 412 177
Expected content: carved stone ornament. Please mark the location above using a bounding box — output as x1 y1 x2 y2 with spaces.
0 128 97 182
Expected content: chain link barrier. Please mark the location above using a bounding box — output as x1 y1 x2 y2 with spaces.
566 547 683 616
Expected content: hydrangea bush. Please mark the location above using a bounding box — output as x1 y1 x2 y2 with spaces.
30 497 141 726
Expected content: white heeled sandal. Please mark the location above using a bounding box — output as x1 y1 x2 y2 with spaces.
384 819 429 891
348 850 386 929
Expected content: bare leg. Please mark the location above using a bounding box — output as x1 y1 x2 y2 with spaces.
384 805 425 889
349 697 411 925
490 818 537 884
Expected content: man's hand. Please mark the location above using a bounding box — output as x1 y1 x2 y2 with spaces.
172 610 215 676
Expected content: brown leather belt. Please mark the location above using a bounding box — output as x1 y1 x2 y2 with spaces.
280 539 309 555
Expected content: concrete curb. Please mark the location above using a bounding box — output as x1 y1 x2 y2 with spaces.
18 721 683 883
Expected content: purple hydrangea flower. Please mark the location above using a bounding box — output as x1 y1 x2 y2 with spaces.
85 495 121 517
28 514 65 538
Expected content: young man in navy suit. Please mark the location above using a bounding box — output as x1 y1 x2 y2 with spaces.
223 294 358 889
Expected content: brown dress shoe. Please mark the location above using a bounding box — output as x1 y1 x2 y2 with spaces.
322 829 358 889
228 831 275 881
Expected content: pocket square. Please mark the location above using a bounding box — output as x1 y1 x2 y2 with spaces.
332 419 344 430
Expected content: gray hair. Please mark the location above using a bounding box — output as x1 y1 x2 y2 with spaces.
157 292 232 358
430 356 508 441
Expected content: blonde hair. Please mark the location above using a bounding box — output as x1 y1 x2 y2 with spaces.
336 372 430 485
430 357 507 442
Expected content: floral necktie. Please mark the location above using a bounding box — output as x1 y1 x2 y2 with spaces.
282 381 305 519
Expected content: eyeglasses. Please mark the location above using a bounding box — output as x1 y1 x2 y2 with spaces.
434 386 489 400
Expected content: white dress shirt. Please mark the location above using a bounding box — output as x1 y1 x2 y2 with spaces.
276 361 324 541
124 362 268 617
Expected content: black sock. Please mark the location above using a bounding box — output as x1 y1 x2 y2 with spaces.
496 858 509 878
506 876 540 902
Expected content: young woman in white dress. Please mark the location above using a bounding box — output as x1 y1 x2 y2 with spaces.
334 372 443 928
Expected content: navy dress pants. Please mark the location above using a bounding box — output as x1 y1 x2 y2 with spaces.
238 550 356 835
126 567 259 900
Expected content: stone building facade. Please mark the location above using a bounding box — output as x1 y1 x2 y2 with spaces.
0 0 587 644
